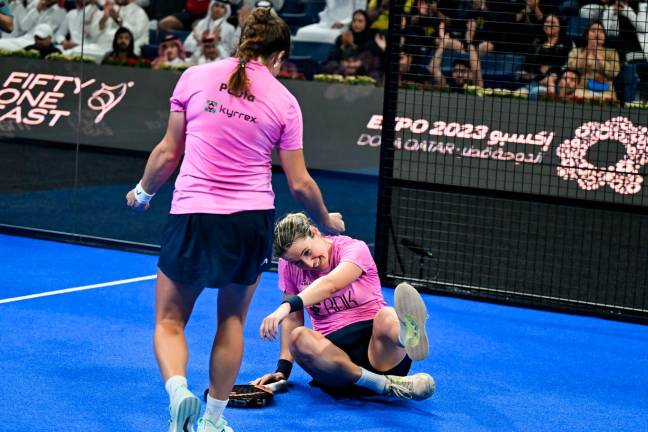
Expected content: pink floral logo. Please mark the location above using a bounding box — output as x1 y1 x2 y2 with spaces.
556 117 648 195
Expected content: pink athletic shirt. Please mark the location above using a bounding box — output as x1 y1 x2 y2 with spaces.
169 58 303 214
278 236 386 336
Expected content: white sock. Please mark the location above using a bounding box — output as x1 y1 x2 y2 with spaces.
165 375 187 400
204 394 228 423
354 368 388 395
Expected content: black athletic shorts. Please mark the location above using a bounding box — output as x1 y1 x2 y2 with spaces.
311 319 413 396
158 210 274 288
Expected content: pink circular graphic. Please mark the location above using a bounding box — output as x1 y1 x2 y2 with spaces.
556 117 648 195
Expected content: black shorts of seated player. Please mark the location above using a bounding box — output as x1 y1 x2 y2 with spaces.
310 320 412 396
158 210 274 288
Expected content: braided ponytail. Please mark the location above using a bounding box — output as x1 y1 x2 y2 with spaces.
228 7 291 96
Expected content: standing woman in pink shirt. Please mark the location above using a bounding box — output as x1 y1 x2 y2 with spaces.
254 213 435 402
126 8 344 432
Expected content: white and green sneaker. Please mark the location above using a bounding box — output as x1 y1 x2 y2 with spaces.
395 282 429 361
168 387 201 432
385 373 436 401
197 416 233 432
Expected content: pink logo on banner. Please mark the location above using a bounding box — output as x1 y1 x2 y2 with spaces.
556 117 648 195
87 81 135 123
0 72 134 126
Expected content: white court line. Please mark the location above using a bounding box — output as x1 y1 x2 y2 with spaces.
0 274 158 304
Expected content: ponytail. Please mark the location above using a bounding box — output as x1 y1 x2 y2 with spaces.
227 6 291 96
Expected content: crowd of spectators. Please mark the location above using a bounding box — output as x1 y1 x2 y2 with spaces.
1 0 647 103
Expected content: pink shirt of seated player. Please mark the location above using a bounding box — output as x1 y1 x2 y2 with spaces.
168 57 303 214
278 235 386 336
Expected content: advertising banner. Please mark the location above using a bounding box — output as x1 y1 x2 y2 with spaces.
0 58 383 173
362 91 648 207
2 58 648 207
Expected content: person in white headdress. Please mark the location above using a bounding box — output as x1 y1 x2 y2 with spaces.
184 0 235 55
54 0 101 52
292 0 366 44
64 0 149 62
0 0 65 50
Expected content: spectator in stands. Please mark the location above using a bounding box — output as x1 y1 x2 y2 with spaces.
520 14 571 85
407 0 443 48
0 1 14 33
615 2 648 100
511 0 545 53
101 26 141 64
24 22 60 57
323 9 382 78
158 0 210 32
465 0 496 55
62 0 148 62
190 32 227 64
55 0 102 52
230 2 252 50
184 0 235 55
579 1 642 58
617 1 648 59
152 33 189 69
96 0 149 54
0 0 65 50
397 6 440 81
438 0 471 53
368 0 390 31
293 0 367 44
3 0 31 38
547 67 581 100
567 20 621 100
427 41 484 90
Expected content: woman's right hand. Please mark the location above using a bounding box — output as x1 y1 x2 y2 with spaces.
323 212 345 234
250 372 286 386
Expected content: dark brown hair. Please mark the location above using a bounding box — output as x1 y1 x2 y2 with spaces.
228 7 291 95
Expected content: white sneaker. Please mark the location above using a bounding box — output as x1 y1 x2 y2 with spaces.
168 386 201 432
395 282 429 361
197 416 233 432
384 373 436 401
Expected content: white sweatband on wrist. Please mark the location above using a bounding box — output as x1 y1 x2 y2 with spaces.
134 182 155 204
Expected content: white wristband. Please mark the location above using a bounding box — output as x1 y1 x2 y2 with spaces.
134 182 155 204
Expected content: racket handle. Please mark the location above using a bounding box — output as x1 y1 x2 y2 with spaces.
265 379 288 393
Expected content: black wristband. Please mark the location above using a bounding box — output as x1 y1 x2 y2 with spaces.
275 358 293 379
282 295 304 313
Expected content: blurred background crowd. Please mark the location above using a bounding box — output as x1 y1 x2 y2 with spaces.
1 0 647 104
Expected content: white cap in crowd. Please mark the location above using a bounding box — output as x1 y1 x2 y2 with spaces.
34 23 53 39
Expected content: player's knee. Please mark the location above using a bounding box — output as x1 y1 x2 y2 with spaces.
372 307 398 340
288 327 319 360
155 317 185 335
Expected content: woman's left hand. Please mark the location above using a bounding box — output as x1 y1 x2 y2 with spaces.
260 303 291 341
126 189 149 212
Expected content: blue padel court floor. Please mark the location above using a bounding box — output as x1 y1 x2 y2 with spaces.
1 234 647 432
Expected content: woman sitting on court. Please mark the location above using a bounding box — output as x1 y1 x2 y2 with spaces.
254 213 435 400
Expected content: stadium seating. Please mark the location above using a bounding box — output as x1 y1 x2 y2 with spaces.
280 0 327 35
